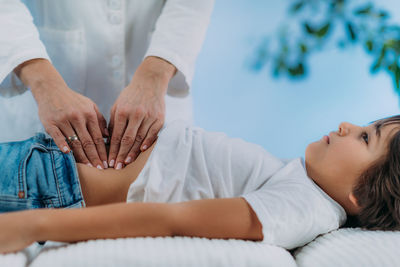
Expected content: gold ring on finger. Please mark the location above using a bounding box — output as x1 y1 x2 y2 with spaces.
66 134 79 144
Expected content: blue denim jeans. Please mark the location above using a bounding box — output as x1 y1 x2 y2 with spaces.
0 133 86 213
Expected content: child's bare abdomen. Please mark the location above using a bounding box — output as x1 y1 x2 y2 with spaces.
76 142 156 206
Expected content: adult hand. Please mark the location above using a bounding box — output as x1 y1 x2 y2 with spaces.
0 211 36 254
108 56 176 169
16 59 108 169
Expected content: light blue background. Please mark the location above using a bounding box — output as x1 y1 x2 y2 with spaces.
192 0 400 158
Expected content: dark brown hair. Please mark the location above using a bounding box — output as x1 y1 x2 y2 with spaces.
352 115 400 230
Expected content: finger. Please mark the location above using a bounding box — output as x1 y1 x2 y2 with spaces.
108 111 128 168
45 125 70 154
115 117 145 168
120 118 154 167
86 113 109 169
140 120 163 152
71 120 104 169
59 123 90 166
94 105 109 138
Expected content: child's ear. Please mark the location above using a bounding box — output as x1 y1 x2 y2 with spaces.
349 193 360 209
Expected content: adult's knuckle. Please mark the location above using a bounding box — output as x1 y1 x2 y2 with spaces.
149 127 160 137
53 131 65 140
44 125 56 134
145 110 155 119
80 139 95 149
135 133 144 142
85 111 97 121
70 140 82 149
133 107 145 119
157 112 165 121
121 135 135 145
93 136 105 145
117 108 129 119
68 110 81 122
55 113 67 123
153 122 163 132
111 135 122 144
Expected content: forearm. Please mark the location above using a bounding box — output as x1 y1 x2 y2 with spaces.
33 202 173 243
32 198 262 243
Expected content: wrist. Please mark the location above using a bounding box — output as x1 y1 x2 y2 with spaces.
15 58 67 96
142 56 177 83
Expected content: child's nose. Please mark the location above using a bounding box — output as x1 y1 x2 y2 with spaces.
338 122 352 136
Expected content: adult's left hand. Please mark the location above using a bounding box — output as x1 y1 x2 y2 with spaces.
108 56 176 169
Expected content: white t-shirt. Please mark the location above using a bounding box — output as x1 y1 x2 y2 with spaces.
126 121 347 249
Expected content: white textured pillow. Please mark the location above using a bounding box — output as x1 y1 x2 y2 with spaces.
30 237 296 267
295 228 400 267
0 252 26 267
0 242 44 267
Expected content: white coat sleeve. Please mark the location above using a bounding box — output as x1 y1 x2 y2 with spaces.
0 0 50 97
144 0 214 97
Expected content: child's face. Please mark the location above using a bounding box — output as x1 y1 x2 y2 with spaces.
305 121 398 214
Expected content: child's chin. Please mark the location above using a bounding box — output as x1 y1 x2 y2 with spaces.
304 141 321 165
305 142 315 158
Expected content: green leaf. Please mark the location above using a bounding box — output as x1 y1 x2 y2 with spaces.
290 1 304 14
382 39 400 55
393 41 400 53
395 63 400 89
365 40 374 52
316 22 331 38
304 22 316 35
288 62 305 76
304 22 331 38
371 60 382 73
354 4 373 16
346 22 357 41
370 48 385 73
378 11 389 19
299 43 308 54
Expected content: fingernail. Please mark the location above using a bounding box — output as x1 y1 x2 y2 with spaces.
104 128 109 137
103 161 108 169
109 159 115 167
97 165 103 170
125 156 132 164
87 163 93 167
63 146 69 153
142 145 147 151
116 162 122 170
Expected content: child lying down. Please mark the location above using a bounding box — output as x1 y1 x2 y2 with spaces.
0 116 400 253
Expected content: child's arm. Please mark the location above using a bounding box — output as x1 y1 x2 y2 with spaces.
0 198 263 253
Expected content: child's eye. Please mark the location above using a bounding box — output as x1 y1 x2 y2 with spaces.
362 132 369 144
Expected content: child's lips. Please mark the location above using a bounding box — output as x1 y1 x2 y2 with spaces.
323 135 330 144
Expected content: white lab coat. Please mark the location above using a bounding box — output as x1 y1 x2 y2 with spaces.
0 0 214 138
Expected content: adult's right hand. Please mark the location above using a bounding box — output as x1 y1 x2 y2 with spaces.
15 59 108 169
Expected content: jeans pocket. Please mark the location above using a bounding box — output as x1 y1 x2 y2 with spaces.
20 143 61 203
0 140 49 212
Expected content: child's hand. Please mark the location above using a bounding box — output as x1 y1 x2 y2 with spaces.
0 211 36 254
